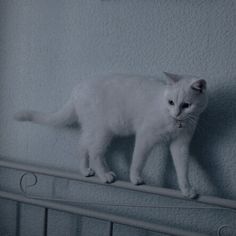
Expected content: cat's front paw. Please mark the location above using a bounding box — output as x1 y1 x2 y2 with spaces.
81 168 95 177
130 174 144 185
181 187 198 199
100 171 116 183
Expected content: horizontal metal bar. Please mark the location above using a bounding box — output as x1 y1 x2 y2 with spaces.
0 190 208 236
0 158 236 210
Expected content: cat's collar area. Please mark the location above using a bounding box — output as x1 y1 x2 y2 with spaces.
177 121 183 128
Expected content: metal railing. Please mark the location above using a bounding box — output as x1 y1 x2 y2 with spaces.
0 158 235 236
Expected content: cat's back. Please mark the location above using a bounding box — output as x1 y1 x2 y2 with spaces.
72 74 166 132
73 74 165 98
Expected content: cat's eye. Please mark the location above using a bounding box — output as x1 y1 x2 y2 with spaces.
168 100 174 106
182 102 191 109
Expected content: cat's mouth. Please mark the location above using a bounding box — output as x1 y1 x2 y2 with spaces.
176 120 183 128
172 118 184 128
174 117 194 128
169 115 186 128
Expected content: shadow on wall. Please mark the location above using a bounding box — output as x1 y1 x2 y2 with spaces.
106 136 135 181
105 136 169 187
191 78 236 198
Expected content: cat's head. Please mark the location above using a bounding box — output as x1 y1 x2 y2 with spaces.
163 72 208 122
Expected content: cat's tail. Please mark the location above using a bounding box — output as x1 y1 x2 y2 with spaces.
14 100 76 126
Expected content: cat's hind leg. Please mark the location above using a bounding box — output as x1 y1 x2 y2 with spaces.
88 131 116 183
78 139 95 177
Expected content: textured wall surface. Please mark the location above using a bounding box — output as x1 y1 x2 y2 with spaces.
0 0 236 235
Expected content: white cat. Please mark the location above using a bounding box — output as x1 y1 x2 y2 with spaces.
14 73 207 198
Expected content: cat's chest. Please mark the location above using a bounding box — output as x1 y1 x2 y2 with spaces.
167 122 183 138
151 118 184 140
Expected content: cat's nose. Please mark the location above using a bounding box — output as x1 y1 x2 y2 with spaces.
174 109 181 118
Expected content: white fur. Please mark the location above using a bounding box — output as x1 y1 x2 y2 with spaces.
14 73 208 198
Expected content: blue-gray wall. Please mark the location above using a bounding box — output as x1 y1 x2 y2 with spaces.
0 0 236 235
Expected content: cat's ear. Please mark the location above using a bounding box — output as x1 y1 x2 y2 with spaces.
163 72 182 84
191 79 207 93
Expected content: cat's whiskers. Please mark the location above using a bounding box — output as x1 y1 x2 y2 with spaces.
174 114 197 128
186 114 206 136
176 114 198 130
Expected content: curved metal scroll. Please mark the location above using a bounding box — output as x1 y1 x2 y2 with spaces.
217 224 236 236
19 172 38 196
